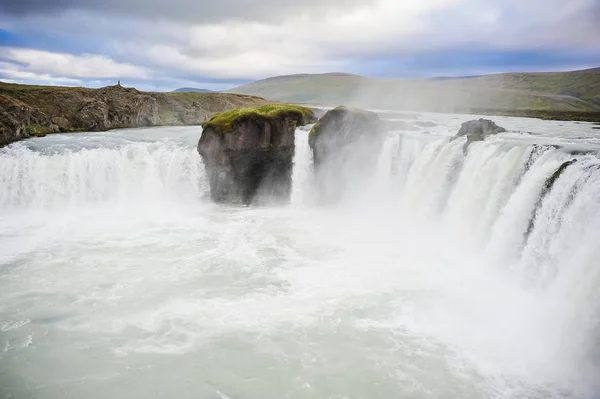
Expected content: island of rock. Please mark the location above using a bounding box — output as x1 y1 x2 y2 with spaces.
198 104 316 204
456 118 507 147
308 106 385 202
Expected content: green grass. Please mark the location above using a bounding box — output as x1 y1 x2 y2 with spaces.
227 69 600 115
202 104 316 132
25 124 57 137
462 108 600 123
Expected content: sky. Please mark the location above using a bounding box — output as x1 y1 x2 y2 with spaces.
0 0 599 91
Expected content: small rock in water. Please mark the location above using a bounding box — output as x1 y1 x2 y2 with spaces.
455 118 507 149
457 118 507 138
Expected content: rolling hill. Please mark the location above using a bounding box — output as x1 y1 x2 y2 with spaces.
228 69 600 116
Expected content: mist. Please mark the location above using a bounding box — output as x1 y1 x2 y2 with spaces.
1 100 600 399
1 0 600 396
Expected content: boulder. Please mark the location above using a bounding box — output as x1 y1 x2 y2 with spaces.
198 104 316 204
308 106 385 202
456 118 506 147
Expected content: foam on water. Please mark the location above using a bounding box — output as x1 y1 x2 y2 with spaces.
1 119 599 398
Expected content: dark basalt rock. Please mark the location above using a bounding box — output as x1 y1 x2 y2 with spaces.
308 106 385 202
455 118 507 149
525 158 578 238
198 105 316 205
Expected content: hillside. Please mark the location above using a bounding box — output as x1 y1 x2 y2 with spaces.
228 68 600 118
174 87 213 92
0 82 267 146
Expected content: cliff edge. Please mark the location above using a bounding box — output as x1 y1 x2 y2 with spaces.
198 104 316 204
0 82 268 146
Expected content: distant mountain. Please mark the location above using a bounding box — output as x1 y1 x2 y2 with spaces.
174 88 213 93
227 68 600 113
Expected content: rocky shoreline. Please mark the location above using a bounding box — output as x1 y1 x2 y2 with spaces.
0 82 268 147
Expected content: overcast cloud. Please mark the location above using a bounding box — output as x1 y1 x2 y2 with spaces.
0 0 599 90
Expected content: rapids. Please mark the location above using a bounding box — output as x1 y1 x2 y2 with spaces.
1 115 599 398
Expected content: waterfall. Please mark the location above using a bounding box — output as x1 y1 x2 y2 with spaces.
1 124 599 398
380 132 600 292
291 127 314 206
377 132 600 392
0 140 207 209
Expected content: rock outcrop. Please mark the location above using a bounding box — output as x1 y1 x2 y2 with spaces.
0 95 59 146
308 106 385 202
0 82 268 147
456 118 507 147
198 104 316 205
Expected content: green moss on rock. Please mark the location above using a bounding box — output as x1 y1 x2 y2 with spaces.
25 124 57 137
202 104 316 132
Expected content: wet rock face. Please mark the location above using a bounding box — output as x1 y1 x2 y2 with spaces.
198 105 316 205
456 118 507 147
308 106 385 202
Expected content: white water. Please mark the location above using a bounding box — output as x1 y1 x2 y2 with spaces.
1 117 599 398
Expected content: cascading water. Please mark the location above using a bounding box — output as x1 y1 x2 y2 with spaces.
1 119 599 398
0 136 207 209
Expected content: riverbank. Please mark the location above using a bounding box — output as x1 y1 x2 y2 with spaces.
0 82 268 146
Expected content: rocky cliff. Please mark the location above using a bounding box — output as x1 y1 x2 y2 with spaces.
198 104 316 204
0 82 268 146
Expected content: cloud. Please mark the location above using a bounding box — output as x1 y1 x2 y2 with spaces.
0 0 598 87
71 0 463 79
0 0 376 23
424 0 600 50
0 61 85 85
0 47 151 80
120 0 600 80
